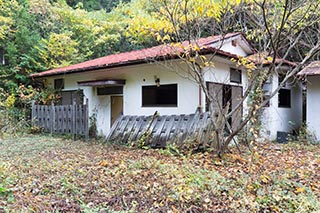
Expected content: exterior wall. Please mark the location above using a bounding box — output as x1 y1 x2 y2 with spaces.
306 76 320 140
46 63 200 136
45 64 303 140
43 40 302 140
260 73 303 140
219 40 248 57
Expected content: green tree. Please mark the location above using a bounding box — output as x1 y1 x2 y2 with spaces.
64 0 131 12
38 32 82 69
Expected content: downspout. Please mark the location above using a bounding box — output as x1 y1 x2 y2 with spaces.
199 85 202 112
198 67 203 113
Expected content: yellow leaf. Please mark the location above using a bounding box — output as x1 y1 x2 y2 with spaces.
99 160 109 167
266 56 273 62
200 55 207 60
260 174 271 184
189 57 195 63
156 34 162 42
163 34 171 41
194 45 200 52
295 187 305 193
214 159 222 166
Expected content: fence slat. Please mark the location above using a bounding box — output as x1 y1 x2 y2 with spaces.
31 101 89 140
106 112 212 148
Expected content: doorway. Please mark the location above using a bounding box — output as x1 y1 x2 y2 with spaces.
111 96 123 125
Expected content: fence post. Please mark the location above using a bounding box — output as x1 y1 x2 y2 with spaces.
31 100 35 127
72 100 76 140
50 101 55 135
84 98 89 141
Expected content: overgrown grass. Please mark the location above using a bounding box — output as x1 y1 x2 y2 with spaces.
0 135 319 212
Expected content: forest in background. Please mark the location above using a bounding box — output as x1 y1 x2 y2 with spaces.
0 0 155 96
1 0 319 106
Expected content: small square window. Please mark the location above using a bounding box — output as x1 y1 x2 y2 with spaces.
278 89 291 108
54 79 64 90
230 68 242 83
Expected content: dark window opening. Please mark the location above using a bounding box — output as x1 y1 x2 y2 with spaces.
58 90 84 105
278 89 291 108
54 79 64 90
262 78 271 107
230 68 242 83
223 85 232 128
222 85 232 108
142 84 177 107
97 86 123 95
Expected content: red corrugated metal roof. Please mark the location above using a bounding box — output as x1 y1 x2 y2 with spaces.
30 33 244 78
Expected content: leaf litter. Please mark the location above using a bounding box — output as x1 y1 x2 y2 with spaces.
0 136 319 212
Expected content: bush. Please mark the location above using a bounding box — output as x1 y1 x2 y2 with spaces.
0 108 31 137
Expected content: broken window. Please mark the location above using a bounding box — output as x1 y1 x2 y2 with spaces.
142 84 177 107
223 85 232 127
230 68 242 83
278 89 291 108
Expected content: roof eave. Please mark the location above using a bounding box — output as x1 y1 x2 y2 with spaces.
30 48 239 79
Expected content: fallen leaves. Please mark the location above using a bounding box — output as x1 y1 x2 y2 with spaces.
0 136 319 212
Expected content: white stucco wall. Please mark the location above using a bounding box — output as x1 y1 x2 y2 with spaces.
306 76 320 140
219 40 248 57
45 64 303 139
46 62 200 136
260 73 303 140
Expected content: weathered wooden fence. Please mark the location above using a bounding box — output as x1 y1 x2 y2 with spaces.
106 111 213 148
31 100 89 140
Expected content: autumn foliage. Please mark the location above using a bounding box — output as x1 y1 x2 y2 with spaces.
0 136 319 212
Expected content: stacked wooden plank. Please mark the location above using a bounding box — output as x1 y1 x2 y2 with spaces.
106 111 213 147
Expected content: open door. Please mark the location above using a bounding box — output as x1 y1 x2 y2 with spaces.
111 96 123 125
